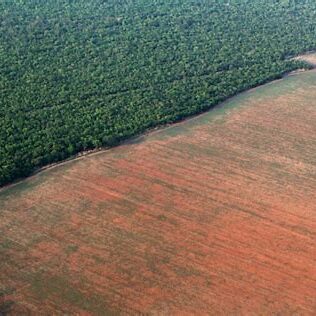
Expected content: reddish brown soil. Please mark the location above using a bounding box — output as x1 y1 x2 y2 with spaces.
0 70 316 315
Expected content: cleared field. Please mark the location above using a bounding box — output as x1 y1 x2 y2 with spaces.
0 70 316 315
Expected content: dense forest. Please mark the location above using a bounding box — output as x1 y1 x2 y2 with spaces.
0 0 316 186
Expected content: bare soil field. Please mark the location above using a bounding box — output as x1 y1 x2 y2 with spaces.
0 69 316 314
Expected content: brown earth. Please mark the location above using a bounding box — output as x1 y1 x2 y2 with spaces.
0 68 316 315
295 53 316 66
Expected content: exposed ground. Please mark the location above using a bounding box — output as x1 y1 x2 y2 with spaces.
295 53 316 66
0 68 316 314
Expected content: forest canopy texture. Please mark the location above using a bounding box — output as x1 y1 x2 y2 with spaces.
0 0 316 186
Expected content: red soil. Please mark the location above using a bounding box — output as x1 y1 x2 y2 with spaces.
0 71 315 314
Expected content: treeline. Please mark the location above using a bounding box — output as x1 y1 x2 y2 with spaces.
0 0 316 186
